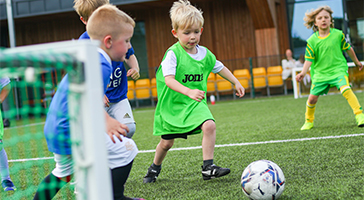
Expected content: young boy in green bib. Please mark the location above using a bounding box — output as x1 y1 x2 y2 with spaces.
296 5 364 130
143 0 245 183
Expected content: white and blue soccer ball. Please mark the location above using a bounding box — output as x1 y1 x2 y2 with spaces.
241 160 285 200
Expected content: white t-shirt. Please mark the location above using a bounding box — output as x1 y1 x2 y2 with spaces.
281 59 296 80
161 45 224 76
295 60 304 68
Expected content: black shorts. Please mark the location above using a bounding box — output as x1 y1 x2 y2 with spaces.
161 119 213 140
162 132 191 140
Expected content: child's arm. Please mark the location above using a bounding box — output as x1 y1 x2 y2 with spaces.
296 61 312 82
0 84 11 103
104 110 129 143
165 75 205 102
217 67 245 98
125 55 140 80
103 95 110 107
346 48 363 71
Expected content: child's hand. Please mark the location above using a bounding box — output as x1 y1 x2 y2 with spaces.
235 84 245 98
105 116 129 143
104 95 110 107
296 73 304 82
127 69 140 80
356 62 363 71
187 89 205 102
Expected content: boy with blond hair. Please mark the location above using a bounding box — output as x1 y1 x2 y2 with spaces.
296 5 364 130
33 5 144 200
74 0 140 138
143 0 245 183
73 0 109 24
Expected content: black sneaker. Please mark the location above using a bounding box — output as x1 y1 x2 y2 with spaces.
3 119 10 128
201 164 230 180
143 166 161 183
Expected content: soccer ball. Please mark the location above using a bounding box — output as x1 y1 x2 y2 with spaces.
241 160 285 200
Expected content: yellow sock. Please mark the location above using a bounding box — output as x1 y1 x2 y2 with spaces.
341 87 363 115
305 101 316 123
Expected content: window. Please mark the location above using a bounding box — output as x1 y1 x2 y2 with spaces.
346 0 364 60
287 0 344 58
129 21 149 79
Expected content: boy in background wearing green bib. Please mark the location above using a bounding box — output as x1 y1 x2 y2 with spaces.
143 0 245 183
296 6 364 130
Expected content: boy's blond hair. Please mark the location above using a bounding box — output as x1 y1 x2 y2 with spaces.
86 4 135 41
303 5 334 32
73 0 109 22
170 0 204 31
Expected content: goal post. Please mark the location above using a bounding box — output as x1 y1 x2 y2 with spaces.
0 40 113 200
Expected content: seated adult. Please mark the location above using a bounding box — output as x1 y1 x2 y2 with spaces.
281 49 296 80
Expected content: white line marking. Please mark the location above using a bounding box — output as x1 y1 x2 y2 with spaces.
9 133 364 163
8 157 54 162
4 122 45 130
139 133 364 153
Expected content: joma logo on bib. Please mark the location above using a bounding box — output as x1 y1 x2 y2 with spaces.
182 74 203 83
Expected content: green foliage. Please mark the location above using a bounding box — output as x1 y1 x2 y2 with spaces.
1 92 364 199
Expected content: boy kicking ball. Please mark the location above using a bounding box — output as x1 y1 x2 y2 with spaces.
143 0 245 183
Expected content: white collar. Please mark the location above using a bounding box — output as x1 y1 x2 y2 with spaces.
98 48 112 66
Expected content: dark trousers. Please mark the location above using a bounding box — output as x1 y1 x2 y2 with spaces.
33 160 134 200
112 160 134 200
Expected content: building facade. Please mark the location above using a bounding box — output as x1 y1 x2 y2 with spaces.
286 0 363 61
0 0 290 78
0 0 362 78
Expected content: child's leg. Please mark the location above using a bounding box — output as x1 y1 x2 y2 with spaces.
0 146 10 181
33 154 73 200
0 145 16 191
154 138 174 165
143 138 174 183
33 173 70 200
0 111 15 191
341 86 363 115
111 160 133 200
341 86 364 126
305 94 319 123
301 94 318 130
201 120 216 161
201 120 230 180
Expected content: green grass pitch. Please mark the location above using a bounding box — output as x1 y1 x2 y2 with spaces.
2 92 364 199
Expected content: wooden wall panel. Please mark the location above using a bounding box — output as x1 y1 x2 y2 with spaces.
13 12 83 46
247 0 289 68
130 0 258 75
204 0 256 71
210 0 256 60
1 0 290 77
255 28 280 68
275 0 290 56
246 0 274 29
